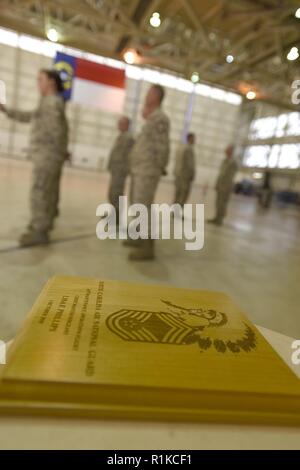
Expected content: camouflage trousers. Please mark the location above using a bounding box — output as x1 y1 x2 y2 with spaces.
29 163 63 232
108 171 127 216
130 174 160 238
215 189 231 223
174 177 192 207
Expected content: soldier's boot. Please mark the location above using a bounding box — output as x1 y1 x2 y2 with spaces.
27 221 55 232
19 230 49 248
129 240 155 261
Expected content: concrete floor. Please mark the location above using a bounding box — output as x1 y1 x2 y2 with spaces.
0 157 299 342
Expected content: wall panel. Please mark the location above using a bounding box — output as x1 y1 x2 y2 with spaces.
0 40 242 187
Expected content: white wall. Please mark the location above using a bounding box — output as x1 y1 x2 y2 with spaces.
189 92 240 185
0 34 242 187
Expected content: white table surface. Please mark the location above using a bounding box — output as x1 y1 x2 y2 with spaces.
0 326 299 450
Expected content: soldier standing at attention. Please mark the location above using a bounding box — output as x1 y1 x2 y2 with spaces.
208 144 238 226
173 132 196 207
126 84 170 261
0 69 68 247
107 116 134 221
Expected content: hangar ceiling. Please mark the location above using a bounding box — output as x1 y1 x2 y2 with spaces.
0 0 299 108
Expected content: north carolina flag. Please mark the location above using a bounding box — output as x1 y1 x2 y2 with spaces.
54 52 126 113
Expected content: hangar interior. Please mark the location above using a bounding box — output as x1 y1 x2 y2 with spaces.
0 0 299 342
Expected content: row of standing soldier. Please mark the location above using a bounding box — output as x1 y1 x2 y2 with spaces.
108 84 170 260
0 70 238 259
107 84 238 260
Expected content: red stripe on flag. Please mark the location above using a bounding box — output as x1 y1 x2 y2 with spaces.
76 58 125 89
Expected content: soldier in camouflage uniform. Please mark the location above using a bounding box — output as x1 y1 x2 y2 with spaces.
107 116 134 220
173 133 196 207
0 69 68 247
126 84 170 261
208 145 238 226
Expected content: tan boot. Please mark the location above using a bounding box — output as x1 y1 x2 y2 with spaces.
19 230 49 247
129 240 155 261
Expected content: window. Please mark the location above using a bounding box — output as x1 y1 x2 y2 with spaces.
275 114 288 138
244 146 270 168
226 92 242 105
244 144 300 169
125 65 143 80
278 145 300 169
249 116 278 139
286 113 300 137
249 112 300 140
268 145 281 168
0 28 18 47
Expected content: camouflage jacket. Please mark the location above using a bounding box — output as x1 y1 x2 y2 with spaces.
6 95 68 166
107 131 134 174
130 108 170 177
174 143 195 181
216 157 238 193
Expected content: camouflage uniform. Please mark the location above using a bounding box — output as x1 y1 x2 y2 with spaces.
107 131 134 217
173 143 195 206
213 158 238 224
128 107 170 259
6 95 68 237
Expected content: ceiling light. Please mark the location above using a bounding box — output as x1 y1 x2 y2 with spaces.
246 91 256 100
150 12 161 28
287 46 299 61
295 8 300 18
46 28 59 43
123 49 137 65
191 72 199 83
226 54 234 64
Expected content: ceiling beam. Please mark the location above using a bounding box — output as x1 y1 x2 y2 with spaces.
115 0 161 54
220 32 300 81
201 0 226 24
181 0 210 48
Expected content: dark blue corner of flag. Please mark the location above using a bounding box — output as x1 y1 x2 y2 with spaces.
54 52 76 101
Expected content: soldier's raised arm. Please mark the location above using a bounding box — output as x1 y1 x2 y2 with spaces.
2 105 35 123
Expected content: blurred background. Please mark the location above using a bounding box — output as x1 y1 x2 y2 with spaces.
0 0 299 341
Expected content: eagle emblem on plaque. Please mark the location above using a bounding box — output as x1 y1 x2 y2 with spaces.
106 300 257 353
